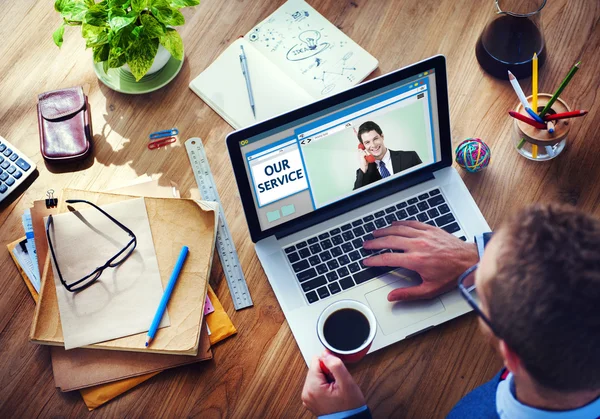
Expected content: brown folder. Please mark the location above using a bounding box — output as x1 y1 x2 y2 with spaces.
51 321 212 391
30 189 218 356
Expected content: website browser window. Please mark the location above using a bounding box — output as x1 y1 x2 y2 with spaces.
239 70 441 231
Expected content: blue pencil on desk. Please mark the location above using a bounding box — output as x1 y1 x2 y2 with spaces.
145 246 189 347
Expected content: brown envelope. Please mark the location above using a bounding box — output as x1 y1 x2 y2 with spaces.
25 183 217 392
29 189 218 356
51 321 212 391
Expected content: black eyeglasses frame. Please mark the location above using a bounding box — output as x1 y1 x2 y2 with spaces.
457 263 502 337
46 199 137 292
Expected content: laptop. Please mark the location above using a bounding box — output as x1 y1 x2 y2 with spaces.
226 55 490 364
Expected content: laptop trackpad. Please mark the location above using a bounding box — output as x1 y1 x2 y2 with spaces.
365 279 446 336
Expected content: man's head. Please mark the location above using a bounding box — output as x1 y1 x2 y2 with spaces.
357 121 387 160
475 204 600 393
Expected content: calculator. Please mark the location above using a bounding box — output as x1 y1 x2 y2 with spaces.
0 135 36 204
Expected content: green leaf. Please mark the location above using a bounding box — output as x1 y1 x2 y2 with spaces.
93 43 110 62
53 25 65 47
132 25 143 38
82 23 109 47
159 28 182 60
126 36 159 81
140 14 165 38
54 0 70 12
131 0 148 12
84 0 95 6
111 24 134 49
108 0 128 7
84 3 108 26
108 46 127 68
55 0 89 22
108 8 137 31
103 59 109 73
169 0 199 8
151 3 185 26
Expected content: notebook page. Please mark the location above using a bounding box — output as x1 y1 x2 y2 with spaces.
244 0 378 99
189 38 313 130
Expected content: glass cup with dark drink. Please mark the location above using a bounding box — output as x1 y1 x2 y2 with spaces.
317 300 377 363
476 0 546 79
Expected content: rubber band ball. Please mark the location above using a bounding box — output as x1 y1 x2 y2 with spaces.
455 138 491 173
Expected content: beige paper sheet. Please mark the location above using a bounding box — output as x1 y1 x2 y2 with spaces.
47 198 168 349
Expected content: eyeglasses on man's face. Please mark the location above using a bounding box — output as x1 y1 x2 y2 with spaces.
46 199 137 292
457 263 502 337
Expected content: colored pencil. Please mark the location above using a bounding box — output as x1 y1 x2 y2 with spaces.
508 111 547 129
532 53 538 112
532 144 538 159
517 138 527 149
508 71 530 110
547 120 556 134
146 246 189 347
319 359 335 383
543 110 588 121
525 107 545 123
539 61 581 117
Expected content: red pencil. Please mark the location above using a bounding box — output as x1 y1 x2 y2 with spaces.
543 110 588 121
319 359 335 383
508 111 547 129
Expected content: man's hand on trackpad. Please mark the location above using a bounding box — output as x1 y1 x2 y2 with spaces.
362 220 478 301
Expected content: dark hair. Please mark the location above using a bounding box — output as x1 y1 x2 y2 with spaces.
490 204 600 392
357 121 382 143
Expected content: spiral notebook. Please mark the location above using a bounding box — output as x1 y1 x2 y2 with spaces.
189 0 378 129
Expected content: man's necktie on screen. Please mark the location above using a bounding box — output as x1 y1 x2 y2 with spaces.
379 161 391 178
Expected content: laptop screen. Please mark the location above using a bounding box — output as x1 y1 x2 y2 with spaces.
235 69 443 232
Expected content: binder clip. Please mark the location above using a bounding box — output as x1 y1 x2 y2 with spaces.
149 128 179 140
46 189 58 208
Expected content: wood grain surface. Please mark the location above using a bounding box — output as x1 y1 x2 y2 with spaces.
1 0 599 417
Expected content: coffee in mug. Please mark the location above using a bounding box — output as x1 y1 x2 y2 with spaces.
317 300 377 363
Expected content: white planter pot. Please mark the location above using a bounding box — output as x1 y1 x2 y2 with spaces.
122 44 172 76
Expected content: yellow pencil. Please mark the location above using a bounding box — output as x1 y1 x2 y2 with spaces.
532 53 538 112
531 53 539 160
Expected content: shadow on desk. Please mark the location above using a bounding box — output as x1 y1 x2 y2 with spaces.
91 59 192 187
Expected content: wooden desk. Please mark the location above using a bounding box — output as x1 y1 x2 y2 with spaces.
1 0 598 416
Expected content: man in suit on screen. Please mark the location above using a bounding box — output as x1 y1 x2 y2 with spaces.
353 121 422 190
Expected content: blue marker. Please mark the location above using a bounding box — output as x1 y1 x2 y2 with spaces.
525 107 545 124
145 246 189 347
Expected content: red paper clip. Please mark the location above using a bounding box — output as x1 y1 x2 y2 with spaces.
148 136 176 150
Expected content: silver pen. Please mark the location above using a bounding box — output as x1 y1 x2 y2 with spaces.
239 45 256 118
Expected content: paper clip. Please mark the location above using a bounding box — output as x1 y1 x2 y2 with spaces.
148 137 176 150
149 128 179 140
46 189 58 209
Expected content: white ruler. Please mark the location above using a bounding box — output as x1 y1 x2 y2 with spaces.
185 137 253 310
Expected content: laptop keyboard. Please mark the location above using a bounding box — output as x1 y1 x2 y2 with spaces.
283 188 466 305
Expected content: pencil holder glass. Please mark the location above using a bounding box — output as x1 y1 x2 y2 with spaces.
512 93 570 161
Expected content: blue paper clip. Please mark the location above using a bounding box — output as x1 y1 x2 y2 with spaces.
149 128 179 140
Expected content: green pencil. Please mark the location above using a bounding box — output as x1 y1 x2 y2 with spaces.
539 61 581 117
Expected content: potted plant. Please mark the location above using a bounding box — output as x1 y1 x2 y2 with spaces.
52 0 200 81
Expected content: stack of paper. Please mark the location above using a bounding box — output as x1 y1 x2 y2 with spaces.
47 198 169 350
6 177 238 410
